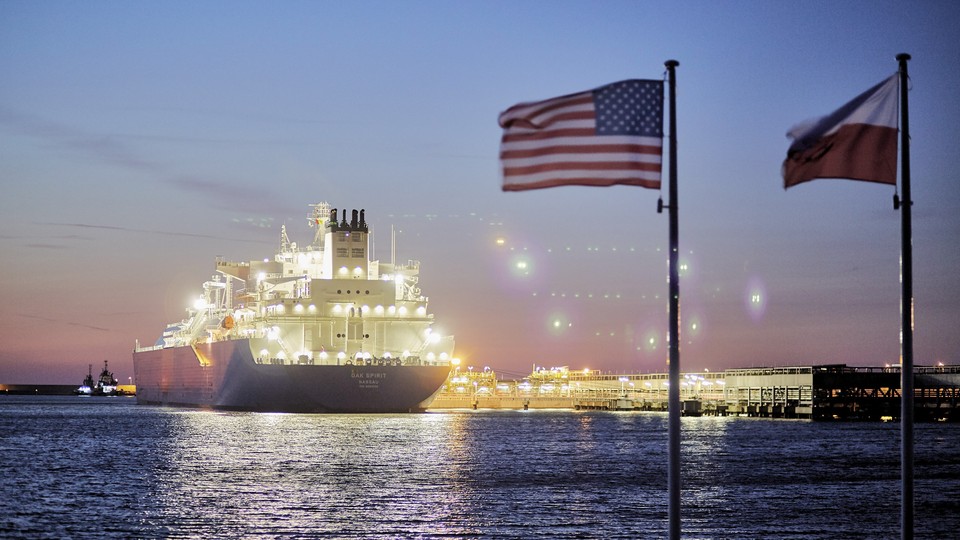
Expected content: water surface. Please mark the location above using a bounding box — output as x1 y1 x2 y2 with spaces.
2 396 958 538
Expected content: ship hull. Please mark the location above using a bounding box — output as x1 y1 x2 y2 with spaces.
133 340 450 413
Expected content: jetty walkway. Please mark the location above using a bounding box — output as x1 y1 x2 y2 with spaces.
428 364 960 421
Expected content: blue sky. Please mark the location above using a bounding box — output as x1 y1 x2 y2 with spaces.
1 0 958 383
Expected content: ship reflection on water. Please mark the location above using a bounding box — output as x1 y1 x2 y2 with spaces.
150 411 477 537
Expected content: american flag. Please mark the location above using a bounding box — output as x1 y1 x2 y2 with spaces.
499 79 664 191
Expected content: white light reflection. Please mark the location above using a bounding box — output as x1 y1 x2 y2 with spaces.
155 413 471 536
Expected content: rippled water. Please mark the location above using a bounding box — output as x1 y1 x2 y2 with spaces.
2 396 958 539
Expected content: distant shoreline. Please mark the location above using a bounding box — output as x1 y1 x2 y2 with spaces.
0 384 79 395
0 384 137 395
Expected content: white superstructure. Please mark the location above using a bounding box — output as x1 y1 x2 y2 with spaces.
137 203 454 368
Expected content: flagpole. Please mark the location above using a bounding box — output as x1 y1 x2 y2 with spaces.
896 52 914 540
664 58 681 540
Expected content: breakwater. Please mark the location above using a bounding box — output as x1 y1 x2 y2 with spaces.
0 384 137 396
0 384 78 395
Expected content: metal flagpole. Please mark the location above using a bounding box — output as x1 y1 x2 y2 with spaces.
664 59 681 540
895 52 914 540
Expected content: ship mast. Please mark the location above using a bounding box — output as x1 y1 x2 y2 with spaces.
279 224 292 252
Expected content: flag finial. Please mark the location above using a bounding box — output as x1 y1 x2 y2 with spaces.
896 52 911 62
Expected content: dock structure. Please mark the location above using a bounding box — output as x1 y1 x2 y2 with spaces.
722 366 815 418
428 364 960 421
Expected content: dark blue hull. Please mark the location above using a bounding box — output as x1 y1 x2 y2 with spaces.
133 340 450 413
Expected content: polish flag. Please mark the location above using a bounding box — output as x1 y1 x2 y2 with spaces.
783 74 898 188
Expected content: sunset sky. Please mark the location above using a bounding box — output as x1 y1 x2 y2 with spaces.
2 1 958 384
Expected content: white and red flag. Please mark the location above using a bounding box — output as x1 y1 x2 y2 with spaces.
783 74 899 188
499 79 664 191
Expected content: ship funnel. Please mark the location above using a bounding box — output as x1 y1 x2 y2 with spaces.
328 207 339 231
351 209 359 229
340 209 348 228
359 209 366 230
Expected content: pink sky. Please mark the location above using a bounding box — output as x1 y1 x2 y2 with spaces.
2 1 959 384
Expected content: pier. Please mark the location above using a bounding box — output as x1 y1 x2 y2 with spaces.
428 364 960 421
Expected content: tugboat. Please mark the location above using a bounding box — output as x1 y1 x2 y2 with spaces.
76 361 122 396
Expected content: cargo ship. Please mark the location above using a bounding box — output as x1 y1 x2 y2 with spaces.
133 203 455 412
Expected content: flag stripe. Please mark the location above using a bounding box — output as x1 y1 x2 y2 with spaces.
502 134 663 150
503 174 660 191
502 144 664 159
527 110 595 129
505 160 662 175
507 169 663 181
503 171 660 191
499 94 593 128
501 127 599 142
499 79 663 191
503 153 661 169
784 123 897 187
